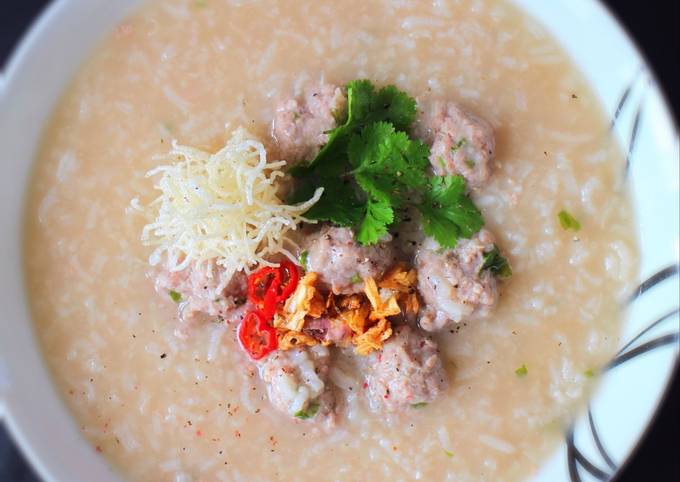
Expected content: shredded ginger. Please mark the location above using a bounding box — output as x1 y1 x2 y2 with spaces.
141 128 323 279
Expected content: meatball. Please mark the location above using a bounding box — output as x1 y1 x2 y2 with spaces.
415 229 498 331
303 226 397 294
258 345 335 424
303 317 353 345
419 100 495 188
154 258 247 336
272 82 347 163
365 325 448 412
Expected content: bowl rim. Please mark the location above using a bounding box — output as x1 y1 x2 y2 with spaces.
542 2 679 480
0 1 677 482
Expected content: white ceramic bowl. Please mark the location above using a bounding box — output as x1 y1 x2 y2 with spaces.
0 1 677 481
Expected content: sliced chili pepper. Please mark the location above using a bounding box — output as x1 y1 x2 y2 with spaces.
247 267 280 319
238 311 278 360
274 261 299 303
256 290 278 320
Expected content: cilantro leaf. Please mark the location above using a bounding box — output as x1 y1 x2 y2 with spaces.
286 177 318 204
417 176 484 248
169 290 182 303
481 245 512 278
342 80 417 132
303 180 364 227
515 364 528 377
346 79 377 123
301 80 375 177
294 401 320 420
356 195 394 245
346 122 430 243
349 122 429 191
372 84 418 131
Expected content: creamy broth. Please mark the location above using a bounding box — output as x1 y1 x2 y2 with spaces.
25 0 638 481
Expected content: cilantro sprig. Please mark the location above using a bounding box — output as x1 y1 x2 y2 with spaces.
292 79 486 249
291 80 417 178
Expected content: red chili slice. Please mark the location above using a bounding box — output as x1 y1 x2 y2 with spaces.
238 311 278 360
274 261 299 303
247 267 281 319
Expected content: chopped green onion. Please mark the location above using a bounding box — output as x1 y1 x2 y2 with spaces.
584 369 595 378
294 402 320 420
350 273 362 284
444 450 454 458
161 121 174 133
451 138 467 153
299 250 309 270
410 402 428 409
169 290 182 303
515 364 528 377
465 159 476 168
558 210 581 231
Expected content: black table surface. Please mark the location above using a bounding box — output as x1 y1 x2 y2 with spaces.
1 1 678 481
